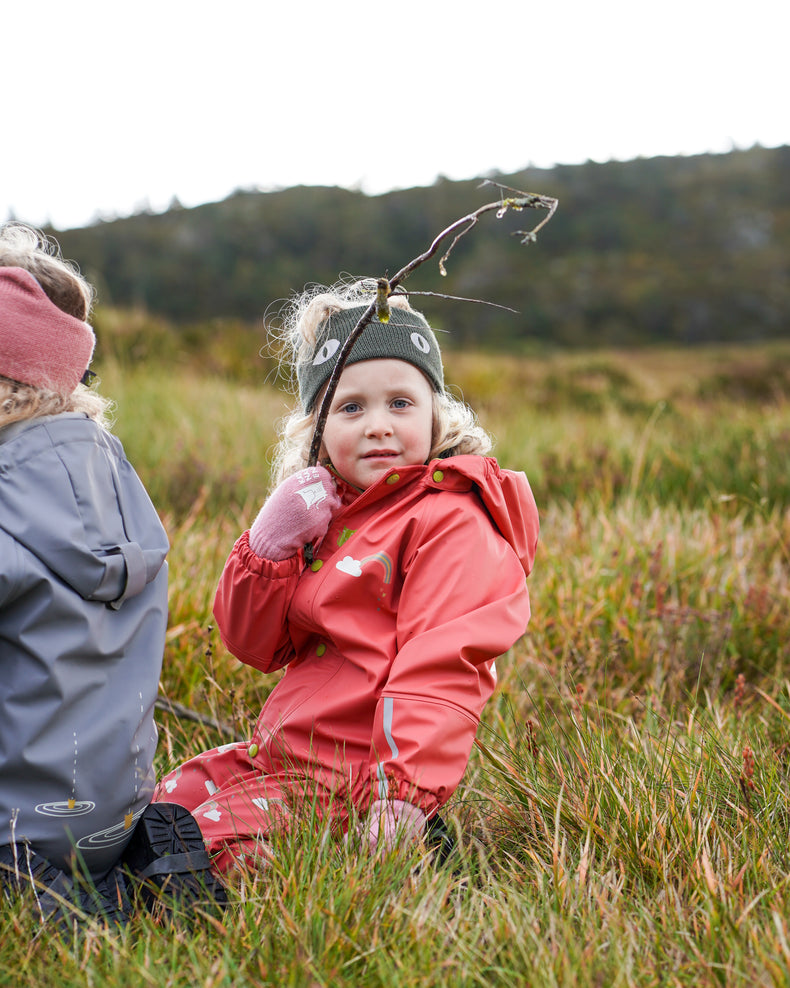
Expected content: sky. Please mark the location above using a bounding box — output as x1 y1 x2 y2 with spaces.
4 0 789 231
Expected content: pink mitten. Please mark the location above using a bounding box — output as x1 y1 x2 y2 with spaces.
358 799 427 852
249 466 341 560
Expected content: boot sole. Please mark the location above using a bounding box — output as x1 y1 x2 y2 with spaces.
122 802 228 911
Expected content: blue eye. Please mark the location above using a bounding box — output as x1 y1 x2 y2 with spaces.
392 398 410 409
341 402 361 414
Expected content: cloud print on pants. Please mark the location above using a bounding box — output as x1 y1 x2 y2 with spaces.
336 556 363 577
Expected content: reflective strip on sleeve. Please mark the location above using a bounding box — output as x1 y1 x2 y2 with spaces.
376 697 400 799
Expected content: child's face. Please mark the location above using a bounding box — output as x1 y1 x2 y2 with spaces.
321 358 434 490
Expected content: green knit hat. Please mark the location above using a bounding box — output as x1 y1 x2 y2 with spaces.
297 304 445 412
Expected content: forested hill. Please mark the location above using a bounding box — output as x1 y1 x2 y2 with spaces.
50 145 790 348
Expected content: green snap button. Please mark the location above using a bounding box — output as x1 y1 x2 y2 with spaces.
248 743 259 758
310 559 323 571
386 473 400 484
316 643 327 657
432 470 444 483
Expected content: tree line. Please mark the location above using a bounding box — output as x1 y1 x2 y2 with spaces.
49 145 790 349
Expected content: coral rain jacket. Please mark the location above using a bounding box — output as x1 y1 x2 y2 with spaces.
212 455 538 819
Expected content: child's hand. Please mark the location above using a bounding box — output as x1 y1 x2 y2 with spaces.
358 798 427 852
249 466 341 560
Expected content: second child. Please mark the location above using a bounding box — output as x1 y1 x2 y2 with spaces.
155 282 539 873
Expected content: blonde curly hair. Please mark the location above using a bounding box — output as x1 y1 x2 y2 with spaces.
269 280 492 487
0 223 111 429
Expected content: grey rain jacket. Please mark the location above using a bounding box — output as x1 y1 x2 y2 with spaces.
0 413 168 877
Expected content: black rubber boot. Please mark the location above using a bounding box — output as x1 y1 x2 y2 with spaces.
425 814 458 868
0 843 72 912
0 843 130 930
69 865 132 928
122 802 228 914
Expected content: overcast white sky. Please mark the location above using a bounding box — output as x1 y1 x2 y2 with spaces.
4 0 788 231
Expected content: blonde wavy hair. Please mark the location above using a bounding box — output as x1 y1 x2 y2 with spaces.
0 377 112 429
0 223 111 429
269 281 492 487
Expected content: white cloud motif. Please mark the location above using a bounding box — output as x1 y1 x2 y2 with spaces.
337 556 363 577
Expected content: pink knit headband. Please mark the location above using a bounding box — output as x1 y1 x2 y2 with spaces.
0 266 95 395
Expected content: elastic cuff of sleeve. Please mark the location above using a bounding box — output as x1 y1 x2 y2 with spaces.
235 531 304 579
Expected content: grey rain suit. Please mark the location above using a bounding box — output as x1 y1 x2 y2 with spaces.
0 413 168 877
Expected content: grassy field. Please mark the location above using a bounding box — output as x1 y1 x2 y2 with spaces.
4 332 790 986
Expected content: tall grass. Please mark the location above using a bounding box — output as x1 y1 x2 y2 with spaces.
4 334 790 986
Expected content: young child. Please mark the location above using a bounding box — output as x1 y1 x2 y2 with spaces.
0 223 222 925
154 282 539 872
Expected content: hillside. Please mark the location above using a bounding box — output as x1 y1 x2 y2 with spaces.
49 146 790 348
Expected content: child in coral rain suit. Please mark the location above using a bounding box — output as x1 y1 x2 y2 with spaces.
155 283 539 873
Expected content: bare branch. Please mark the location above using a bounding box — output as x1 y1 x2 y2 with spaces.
397 290 519 314
305 300 377 472
301 184 558 561
155 696 244 741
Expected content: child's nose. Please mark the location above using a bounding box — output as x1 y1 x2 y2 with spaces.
364 410 393 436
